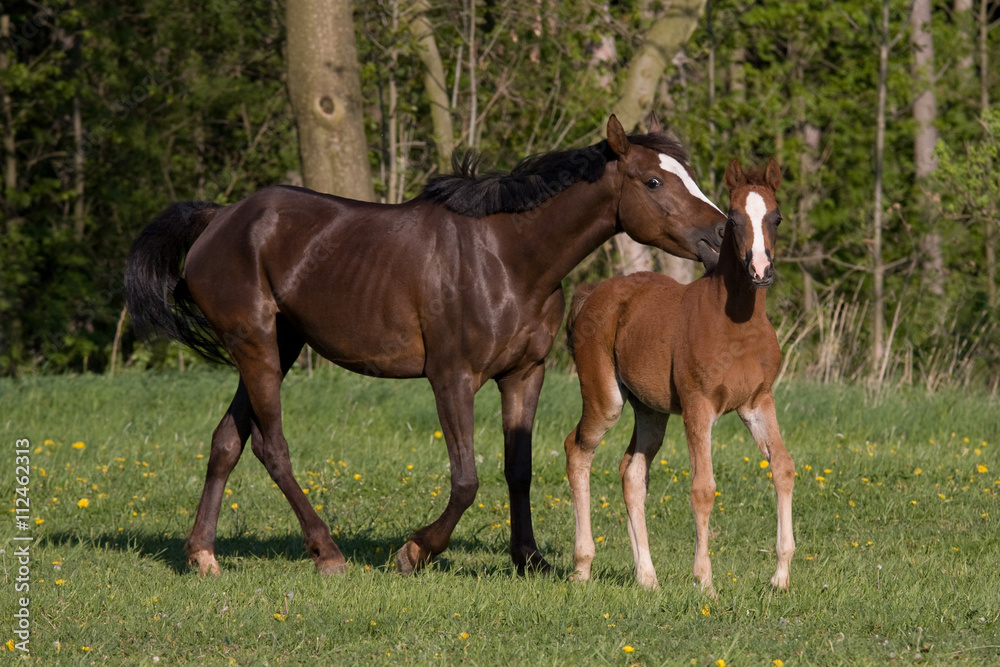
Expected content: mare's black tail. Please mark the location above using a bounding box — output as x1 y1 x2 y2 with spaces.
124 201 231 364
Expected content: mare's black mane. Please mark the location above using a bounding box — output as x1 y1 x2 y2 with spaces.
419 132 689 218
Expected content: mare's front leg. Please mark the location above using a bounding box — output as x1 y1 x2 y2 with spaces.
619 401 668 588
683 401 717 597
497 364 550 573
396 372 480 574
738 392 795 590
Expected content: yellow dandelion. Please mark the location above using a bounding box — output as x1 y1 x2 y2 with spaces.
72 441 86 450
370 620 377 626
759 460 769 469
914 468 923 475
773 661 784 667
77 498 89 508
55 579 66 585
35 517 44 525
81 646 91 652
716 660 726 667
977 464 989 474
701 605 711 616
230 503 238 511
6 639 15 651
434 430 443 438
623 646 635 654
596 536 604 543
354 474 361 481
273 613 286 622
459 632 469 639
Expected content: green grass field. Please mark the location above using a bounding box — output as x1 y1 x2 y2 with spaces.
2 368 999 665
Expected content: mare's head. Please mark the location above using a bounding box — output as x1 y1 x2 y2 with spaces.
723 157 782 288
607 114 727 271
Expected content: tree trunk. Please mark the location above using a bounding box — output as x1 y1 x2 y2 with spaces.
407 0 454 173
73 93 86 240
980 0 991 111
911 0 945 305
286 0 375 201
612 0 708 131
872 0 890 372
611 0 708 275
911 0 938 181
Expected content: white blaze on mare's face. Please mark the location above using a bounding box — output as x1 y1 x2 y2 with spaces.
745 191 770 280
657 154 723 214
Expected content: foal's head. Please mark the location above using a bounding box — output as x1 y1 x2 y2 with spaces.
607 115 727 271
723 158 782 288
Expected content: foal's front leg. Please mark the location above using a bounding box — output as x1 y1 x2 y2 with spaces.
682 402 717 597
738 392 795 590
619 401 668 588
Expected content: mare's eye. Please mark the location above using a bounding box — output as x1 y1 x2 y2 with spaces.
645 177 662 190
775 216 783 226
727 217 736 226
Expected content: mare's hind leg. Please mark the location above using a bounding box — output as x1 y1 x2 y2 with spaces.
396 371 479 574
565 366 625 583
239 318 347 575
185 380 253 576
738 392 795 590
683 400 717 597
619 400 668 589
497 364 550 574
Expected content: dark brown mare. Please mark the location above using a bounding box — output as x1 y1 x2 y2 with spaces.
124 115 727 577
563 158 794 595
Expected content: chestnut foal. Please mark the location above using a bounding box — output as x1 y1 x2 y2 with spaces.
563 158 794 595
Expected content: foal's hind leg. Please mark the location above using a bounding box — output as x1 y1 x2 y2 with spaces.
565 371 625 583
619 401 668 589
238 319 347 575
738 392 795 590
186 380 253 576
683 400 718 597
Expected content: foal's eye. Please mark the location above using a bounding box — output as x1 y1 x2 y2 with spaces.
645 177 662 190
775 216 783 226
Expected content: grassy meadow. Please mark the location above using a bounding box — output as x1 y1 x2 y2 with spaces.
2 368 999 665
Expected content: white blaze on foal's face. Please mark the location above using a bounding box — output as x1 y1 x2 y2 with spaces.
744 190 770 281
658 154 723 214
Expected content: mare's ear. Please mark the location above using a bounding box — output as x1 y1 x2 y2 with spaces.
724 158 745 191
765 157 782 192
607 115 631 157
647 110 661 134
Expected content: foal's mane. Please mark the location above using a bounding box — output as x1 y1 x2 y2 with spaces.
419 132 689 218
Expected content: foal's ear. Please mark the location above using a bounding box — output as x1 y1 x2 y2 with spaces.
607 115 631 157
647 110 661 134
724 158 745 191
765 157 782 192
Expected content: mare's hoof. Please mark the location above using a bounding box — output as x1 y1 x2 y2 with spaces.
395 540 430 575
516 549 552 576
316 558 349 576
568 571 591 584
188 550 221 577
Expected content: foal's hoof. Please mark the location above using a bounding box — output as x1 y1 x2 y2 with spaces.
188 550 221 577
395 540 431 575
315 557 349 576
770 571 790 590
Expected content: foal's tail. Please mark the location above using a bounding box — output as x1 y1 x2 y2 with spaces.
566 283 598 358
124 201 231 364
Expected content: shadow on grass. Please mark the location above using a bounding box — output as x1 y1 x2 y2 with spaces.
41 530 566 579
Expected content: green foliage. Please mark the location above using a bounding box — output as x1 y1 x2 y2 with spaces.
1 370 998 663
2 0 998 385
